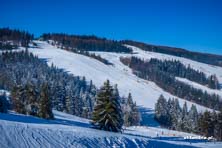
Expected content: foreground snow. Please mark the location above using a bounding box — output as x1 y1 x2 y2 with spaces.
1 111 221 148
28 41 216 119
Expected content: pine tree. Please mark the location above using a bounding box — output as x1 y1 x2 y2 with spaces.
131 102 141 126
0 93 7 113
123 93 141 126
217 110 222 141
92 80 123 132
181 102 189 131
11 85 26 114
188 104 198 132
200 111 212 137
172 98 182 130
25 84 38 116
38 83 54 119
155 95 171 126
65 96 71 113
124 93 133 127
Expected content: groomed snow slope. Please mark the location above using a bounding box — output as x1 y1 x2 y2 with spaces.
1 111 221 148
175 77 222 98
29 41 216 116
125 45 222 84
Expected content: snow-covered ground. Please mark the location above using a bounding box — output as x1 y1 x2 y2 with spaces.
28 41 219 118
1 111 221 148
0 90 10 96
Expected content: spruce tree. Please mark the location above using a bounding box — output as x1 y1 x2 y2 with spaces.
124 93 140 126
181 102 189 131
38 83 54 119
92 80 123 132
0 93 7 113
131 102 141 126
188 104 198 132
26 84 38 116
11 85 26 114
217 110 222 141
124 93 133 126
200 111 212 137
155 95 170 126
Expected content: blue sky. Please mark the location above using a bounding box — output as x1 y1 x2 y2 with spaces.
1 0 222 54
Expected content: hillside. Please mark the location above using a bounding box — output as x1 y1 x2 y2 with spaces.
29 41 222 115
1 39 222 147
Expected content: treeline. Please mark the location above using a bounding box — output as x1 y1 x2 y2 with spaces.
0 28 33 50
155 95 222 141
41 33 132 53
120 56 222 110
140 58 219 89
87 52 112 65
0 50 97 119
122 40 222 67
11 83 54 119
0 51 140 127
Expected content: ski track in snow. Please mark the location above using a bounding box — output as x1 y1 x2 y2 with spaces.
28 41 222 116
1 111 221 148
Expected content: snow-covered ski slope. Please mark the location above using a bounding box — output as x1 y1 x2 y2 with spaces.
125 45 222 83
1 111 221 148
175 77 222 98
28 41 222 115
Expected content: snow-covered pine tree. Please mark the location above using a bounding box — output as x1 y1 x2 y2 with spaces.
11 85 26 114
187 104 198 132
65 88 76 115
123 93 141 126
200 111 212 137
113 84 124 127
131 101 141 126
155 95 170 126
38 83 54 119
25 84 39 116
92 80 123 132
65 95 71 113
217 110 222 141
124 93 133 127
57 84 66 112
172 98 182 130
181 101 189 131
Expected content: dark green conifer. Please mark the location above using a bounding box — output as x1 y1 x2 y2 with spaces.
92 80 123 132
38 83 54 119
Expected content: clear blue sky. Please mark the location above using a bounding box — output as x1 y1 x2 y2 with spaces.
1 0 222 54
